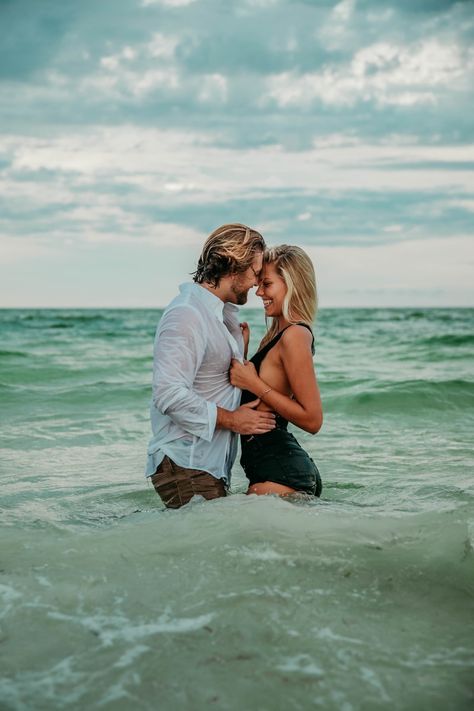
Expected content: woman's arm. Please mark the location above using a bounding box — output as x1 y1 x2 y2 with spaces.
230 326 323 434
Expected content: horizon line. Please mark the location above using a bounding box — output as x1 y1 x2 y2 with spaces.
1 304 473 310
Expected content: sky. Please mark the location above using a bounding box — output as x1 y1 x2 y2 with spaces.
0 0 473 308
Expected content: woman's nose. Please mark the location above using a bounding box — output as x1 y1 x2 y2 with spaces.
256 284 264 297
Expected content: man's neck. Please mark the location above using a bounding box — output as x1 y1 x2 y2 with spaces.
200 281 228 303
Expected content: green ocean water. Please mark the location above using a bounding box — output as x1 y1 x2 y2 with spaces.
1 307 473 710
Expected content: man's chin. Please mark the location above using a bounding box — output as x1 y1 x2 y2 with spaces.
236 293 248 305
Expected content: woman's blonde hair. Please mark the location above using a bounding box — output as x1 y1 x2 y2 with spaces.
193 223 265 287
260 245 317 349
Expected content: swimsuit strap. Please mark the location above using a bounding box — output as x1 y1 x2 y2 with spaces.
240 322 314 408
250 322 314 371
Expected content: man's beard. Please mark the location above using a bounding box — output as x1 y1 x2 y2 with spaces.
231 282 249 305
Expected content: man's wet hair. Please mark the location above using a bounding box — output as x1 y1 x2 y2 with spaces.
193 223 265 287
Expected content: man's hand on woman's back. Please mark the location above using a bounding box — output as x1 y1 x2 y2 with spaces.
216 399 275 435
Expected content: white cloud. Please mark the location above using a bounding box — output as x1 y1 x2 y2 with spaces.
445 199 474 214
132 68 180 95
312 134 361 149
82 221 203 247
266 40 472 108
147 32 180 59
381 92 436 107
99 35 178 71
93 33 183 98
83 65 181 100
100 45 137 70
100 55 120 71
353 40 465 89
3 128 474 211
141 0 197 7
333 0 356 23
317 0 357 51
198 73 228 103
237 0 282 13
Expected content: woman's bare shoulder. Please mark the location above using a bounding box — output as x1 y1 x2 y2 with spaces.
280 324 313 348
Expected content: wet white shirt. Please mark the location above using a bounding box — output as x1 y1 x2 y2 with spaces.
145 282 244 482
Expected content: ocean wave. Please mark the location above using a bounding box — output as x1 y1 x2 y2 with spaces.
29 313 110 323
5 313 119 329
420 333 474 347
326 378 474 414
0 349 27 358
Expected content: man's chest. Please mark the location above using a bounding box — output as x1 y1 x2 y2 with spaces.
198 318 241 376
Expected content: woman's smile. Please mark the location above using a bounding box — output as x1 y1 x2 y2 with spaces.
256 262 287 317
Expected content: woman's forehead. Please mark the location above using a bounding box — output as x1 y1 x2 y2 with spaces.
262 261 279 278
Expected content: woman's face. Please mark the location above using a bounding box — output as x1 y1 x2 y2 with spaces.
256 262 287 318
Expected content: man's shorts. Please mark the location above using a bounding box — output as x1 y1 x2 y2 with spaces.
151 455 227 509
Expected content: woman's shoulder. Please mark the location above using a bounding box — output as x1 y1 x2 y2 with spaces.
280 323 314 348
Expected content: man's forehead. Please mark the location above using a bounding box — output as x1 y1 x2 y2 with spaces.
252 251 264 272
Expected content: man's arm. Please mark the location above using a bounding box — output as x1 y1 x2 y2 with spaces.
153 305 275 439
152 305 217 441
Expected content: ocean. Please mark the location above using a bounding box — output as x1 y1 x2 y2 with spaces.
1 307 473 710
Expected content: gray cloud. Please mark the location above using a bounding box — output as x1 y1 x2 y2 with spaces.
1 0 472 137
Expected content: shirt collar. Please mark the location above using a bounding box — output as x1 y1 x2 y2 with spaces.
179 282 239 321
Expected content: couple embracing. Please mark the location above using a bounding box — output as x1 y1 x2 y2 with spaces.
145 224 323 508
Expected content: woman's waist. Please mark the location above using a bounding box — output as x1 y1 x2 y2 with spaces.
240 427 308 470
241 413 289 445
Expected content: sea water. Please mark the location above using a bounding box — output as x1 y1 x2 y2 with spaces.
1 308 473 710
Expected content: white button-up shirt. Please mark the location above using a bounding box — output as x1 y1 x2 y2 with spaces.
145 282 244 482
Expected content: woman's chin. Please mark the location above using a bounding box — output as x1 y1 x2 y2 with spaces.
264 307 279 318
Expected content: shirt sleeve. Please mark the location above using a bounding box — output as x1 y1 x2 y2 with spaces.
151 304 217 441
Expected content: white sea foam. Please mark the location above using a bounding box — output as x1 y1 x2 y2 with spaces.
47 610 216 646
277 654 324 677
0 583 21 619
114 645 150 668
360 666 391 703
237 545 289 561
314 626 364 645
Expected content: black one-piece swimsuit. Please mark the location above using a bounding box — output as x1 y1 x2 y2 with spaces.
240 325 322 497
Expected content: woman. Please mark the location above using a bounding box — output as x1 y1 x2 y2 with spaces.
230 245 323 497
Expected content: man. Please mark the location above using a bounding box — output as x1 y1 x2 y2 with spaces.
145 223 276 508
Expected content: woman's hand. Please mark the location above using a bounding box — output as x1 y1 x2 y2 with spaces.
240 322 250 359
230 358 260 392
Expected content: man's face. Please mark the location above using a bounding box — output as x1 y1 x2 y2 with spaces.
230 251 263 305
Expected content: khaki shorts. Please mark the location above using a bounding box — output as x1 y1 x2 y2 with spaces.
151 455 227 509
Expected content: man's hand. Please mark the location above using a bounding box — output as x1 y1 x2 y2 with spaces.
217 399 276 435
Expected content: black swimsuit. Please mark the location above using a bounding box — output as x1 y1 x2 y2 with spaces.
240 325 322 497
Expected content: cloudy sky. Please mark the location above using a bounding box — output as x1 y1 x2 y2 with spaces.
1 0 473 307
